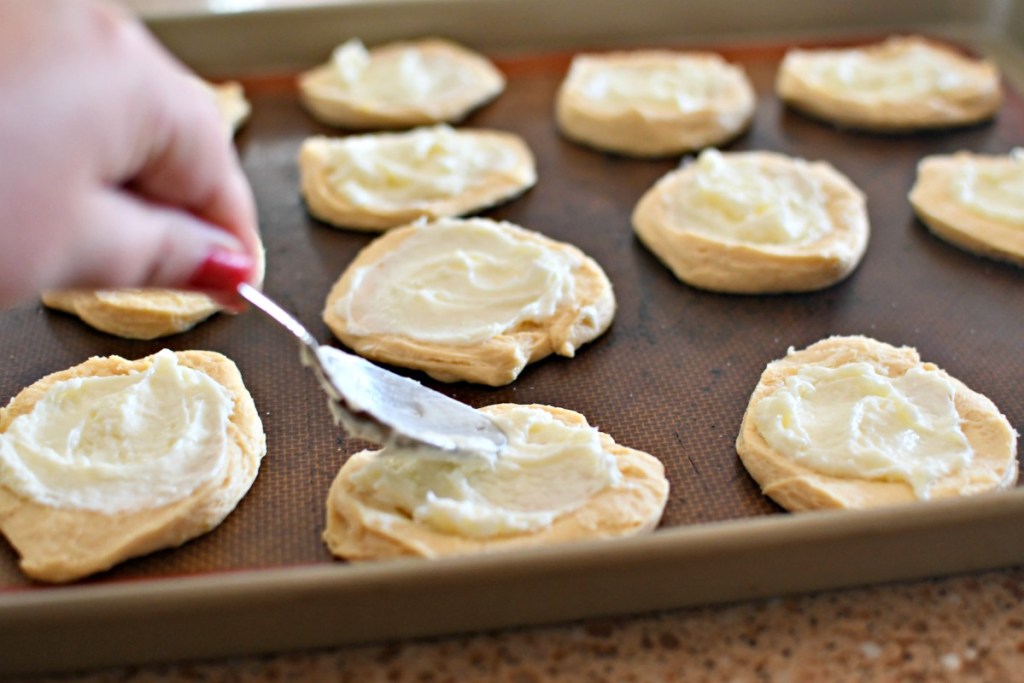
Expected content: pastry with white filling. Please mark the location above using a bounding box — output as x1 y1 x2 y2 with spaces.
323 217 615 386
776 36 1002 131
632 149 869 293
555 50 755 157
909 149 1024 266
736 336 1017 511
324 403 669 560
0 349 266 583
299 38 505 129
299 125 536 231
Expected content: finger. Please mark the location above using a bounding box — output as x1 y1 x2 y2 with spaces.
53 187 255 295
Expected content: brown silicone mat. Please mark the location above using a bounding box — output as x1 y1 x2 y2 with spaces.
0 42 1021 590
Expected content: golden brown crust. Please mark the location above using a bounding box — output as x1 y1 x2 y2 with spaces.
298 129 536 232
776 36 1002 131
41 290 222 340
298 38 505 129
0 351 266 583
909 152 1024 266
322 219 615 385
555 50 755 157
632 151 869 294
735 336 1018 512
323 403 669 561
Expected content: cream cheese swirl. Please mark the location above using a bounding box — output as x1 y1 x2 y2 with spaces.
0 350 234 512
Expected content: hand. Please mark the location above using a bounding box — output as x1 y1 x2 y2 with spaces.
0 0 260 308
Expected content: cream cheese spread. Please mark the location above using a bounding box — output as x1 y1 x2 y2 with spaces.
952 149 1024 225
330 39 461 104
794 43 970 103
349 404 622 537
753 360 973 498
338 219 579 345
323 125 520 208
0 350 234 512
676 149 832 245
573 58 725 113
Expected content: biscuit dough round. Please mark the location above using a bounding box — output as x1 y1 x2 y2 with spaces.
0 350 266 583
323 403 669 561
555 50 755 157
632 150 869 293
299 126 536 232
736 336 1018 512
909 151 1024 266
299 38 505 129
323 217 616 385
207 79 251 134
776 36 1002 131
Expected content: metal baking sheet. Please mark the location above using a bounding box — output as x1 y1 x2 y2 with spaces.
0 0 1022 674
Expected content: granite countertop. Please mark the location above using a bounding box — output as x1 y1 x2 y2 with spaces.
16 566 1024 682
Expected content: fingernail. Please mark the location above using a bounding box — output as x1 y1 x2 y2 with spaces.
187 248 254 292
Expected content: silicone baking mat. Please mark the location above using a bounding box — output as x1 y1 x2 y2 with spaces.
0 42 1020 590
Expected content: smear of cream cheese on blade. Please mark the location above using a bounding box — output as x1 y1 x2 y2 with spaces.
753 360 973 498
350 404 622 537
675 149 832 245
322 125 519 208
339 219 578 345
0 349 234 512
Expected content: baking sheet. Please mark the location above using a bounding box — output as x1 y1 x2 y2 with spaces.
0 0 1022 673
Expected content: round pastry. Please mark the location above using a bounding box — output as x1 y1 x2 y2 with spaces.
555 49 755 157
298 38 505 129
205 79 250 134
736 336 1018 512
909 150 1024 266
0 349 266 583
776 36 1002 131
323 403 669 561
323 217 615 386
41 290 223 340
299 125 536 232
632 149 869 293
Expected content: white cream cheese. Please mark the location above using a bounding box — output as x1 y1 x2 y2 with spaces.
339 219 578 345
753 360 973 498
573 58 725 113
795 43 970 103
323 125 520 208
952 149 1024 225
676 149 832 245
0 350 234 512
349 405 622 537
330 39 461 104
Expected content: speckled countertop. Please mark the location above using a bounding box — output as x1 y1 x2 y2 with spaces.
14 566 1024 682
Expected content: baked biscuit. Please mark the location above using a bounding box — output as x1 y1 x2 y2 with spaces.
0 350 266 582
324 217 615 385
776 36 1002 131
205 79 250 134
736 336 1017 512
299 125 536 232
555 50 755 157
324 403 669 561
909 150 1024 266
632 149 869 293
299 38 504 129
